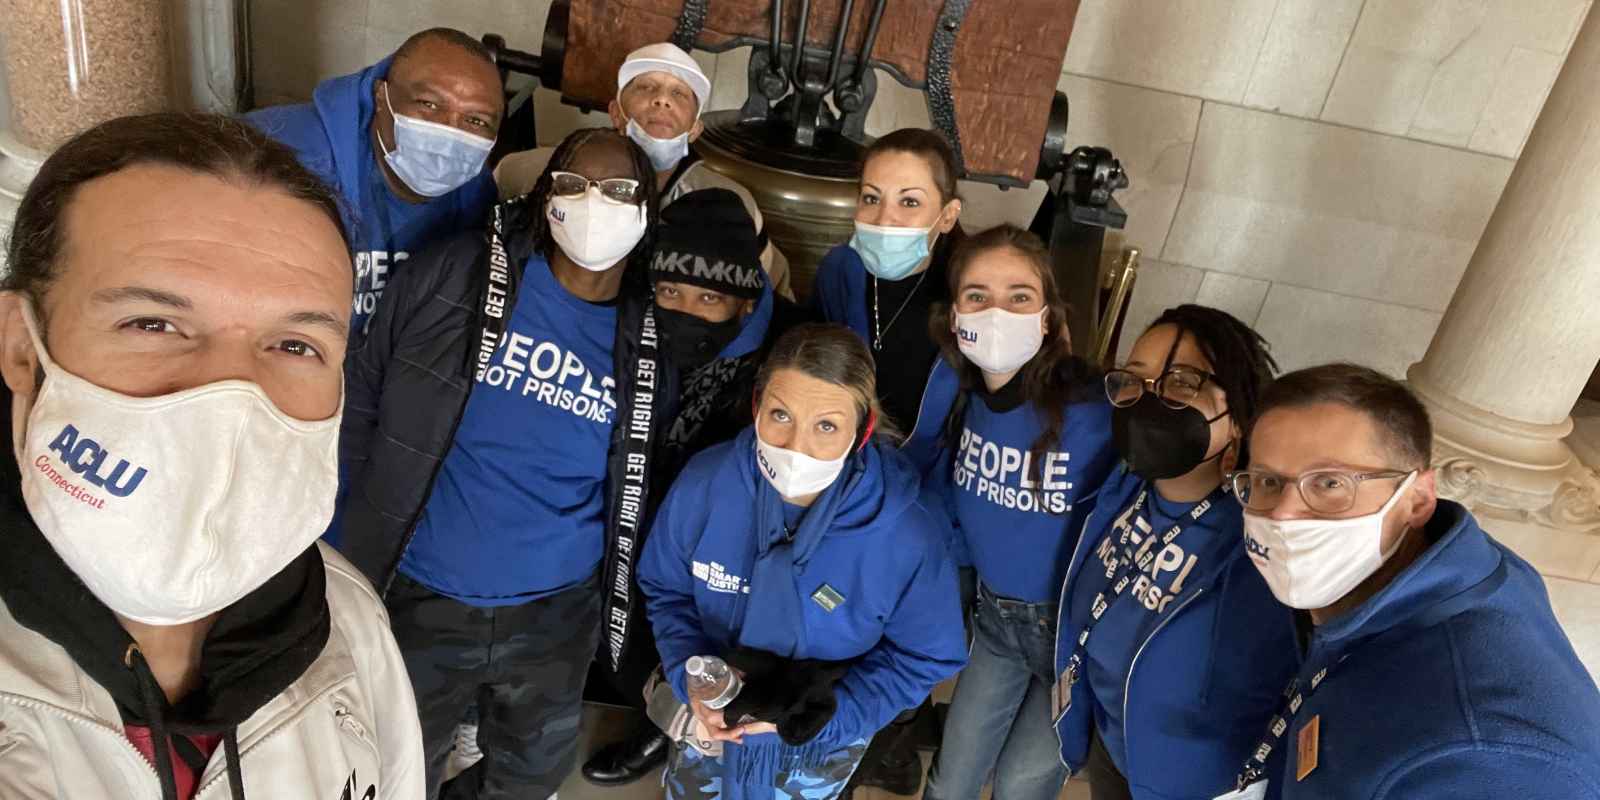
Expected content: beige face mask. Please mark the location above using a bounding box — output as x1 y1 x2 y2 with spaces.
13 304 341 625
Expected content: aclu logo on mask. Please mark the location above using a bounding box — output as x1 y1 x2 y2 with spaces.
43 424 148 499
693 560 749 594
1245 535 1271 560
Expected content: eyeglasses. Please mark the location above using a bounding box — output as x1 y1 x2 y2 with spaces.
1104 367 1213 410
1227 469 1412 514
550 171 641 204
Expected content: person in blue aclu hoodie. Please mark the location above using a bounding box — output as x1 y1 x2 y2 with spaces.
337 127 661 799
245 27 501 343
812 128 965 435
919 225 1118 800
637 323 968 800
1228 364 1600 800
1052 305 1298 800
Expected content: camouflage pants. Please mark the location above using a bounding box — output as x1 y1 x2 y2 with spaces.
386 571 602 800
664 739 869 800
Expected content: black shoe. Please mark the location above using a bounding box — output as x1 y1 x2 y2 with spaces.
852 752 923 796
582 725 670 786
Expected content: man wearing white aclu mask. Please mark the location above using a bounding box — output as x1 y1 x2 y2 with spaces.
1223 364 1600 800
496 42 793 299
0 113 422 799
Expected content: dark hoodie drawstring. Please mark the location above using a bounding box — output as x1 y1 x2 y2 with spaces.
127 645 180 800
224 730 246 800
126 644 248 800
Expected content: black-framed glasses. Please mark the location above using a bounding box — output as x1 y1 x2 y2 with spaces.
1228 469 1413 514
1104 367 1213 410
550 171 641 204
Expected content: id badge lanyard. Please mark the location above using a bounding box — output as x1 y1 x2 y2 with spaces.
1224 555 1510 798
1056 487 1218 715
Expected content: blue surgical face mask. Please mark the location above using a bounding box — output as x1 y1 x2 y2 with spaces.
378 82 494 198
850 220 939 280
625 118 691 172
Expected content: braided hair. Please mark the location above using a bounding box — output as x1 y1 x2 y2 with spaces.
524 127 661 290
1142 304 1278 467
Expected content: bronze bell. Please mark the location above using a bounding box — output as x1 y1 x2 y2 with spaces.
692 111 863 299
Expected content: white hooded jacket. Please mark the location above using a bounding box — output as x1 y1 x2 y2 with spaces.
0 543 424 799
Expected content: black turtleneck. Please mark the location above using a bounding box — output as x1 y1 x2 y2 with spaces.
864 249 951 432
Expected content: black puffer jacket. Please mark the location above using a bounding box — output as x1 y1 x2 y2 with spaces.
338 194 660 618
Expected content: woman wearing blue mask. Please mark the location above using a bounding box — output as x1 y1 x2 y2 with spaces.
812 129 965 435
637 323 968 800
919 225 1118 800
1052 305 1299 800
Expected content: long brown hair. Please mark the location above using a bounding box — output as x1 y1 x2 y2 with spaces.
929 225 1095 480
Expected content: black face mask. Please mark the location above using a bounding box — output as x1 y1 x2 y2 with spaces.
657 307 742 373
1111 394 1228 481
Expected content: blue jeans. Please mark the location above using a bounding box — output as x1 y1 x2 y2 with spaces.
925 584 1067 800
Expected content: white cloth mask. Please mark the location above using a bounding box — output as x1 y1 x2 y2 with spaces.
626 118 691 172
12 305 341 625
954 307 1047 375
548 188 649 271
1242 472 1417 610
754 433 848 501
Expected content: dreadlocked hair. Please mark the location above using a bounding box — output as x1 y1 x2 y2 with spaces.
1143 304 1278 467
929 224 1098 486
525 127 661 294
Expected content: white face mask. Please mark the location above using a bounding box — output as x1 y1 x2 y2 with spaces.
1242 472 1417 610
625 118 691 172
12 305 341 625
754 432 849 501
954 307 1046 375
548 188 649 271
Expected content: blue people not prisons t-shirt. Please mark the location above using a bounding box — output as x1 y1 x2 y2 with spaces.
398 253 618 605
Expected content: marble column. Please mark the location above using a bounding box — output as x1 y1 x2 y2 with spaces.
1 0 174 260
1406 5 1600 530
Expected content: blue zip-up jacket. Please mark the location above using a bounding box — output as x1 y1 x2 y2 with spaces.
1270 501 1600 799
244 55 496 341
638 428 968 795
1054 465 1299 799
812 244 873 340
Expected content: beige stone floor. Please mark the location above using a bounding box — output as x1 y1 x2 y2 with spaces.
554 703 1091 800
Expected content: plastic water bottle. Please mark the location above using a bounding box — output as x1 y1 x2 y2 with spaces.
685 655 742 709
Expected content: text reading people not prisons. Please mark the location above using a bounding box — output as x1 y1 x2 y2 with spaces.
1095 499 1206 615
477 330 617 424
353 250 408 317
952 426 1073 515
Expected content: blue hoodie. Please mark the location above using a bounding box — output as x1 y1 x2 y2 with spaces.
638 427 968 798
1053 465 1299 799
244 56 496 341
1264 501 1600 799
